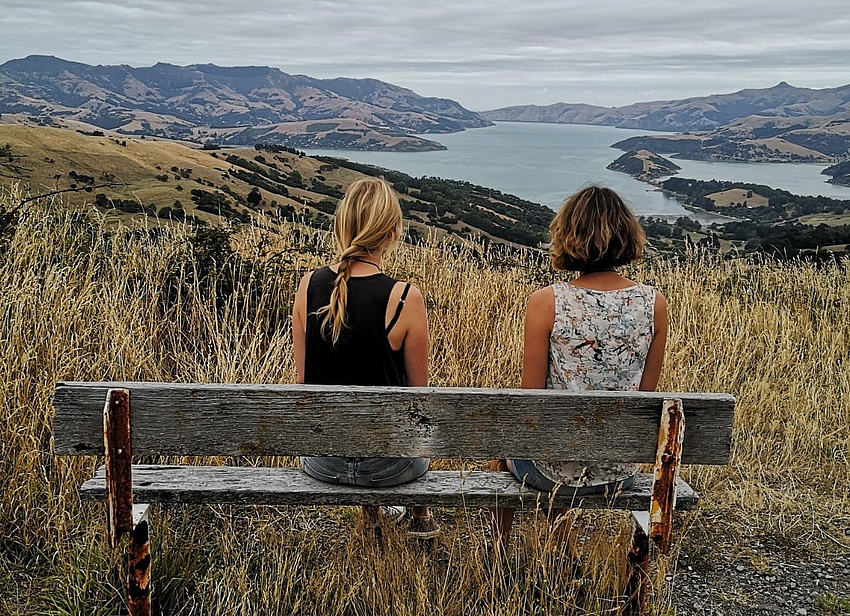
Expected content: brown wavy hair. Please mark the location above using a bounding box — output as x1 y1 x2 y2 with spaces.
549 185 645 271
317 177 403 343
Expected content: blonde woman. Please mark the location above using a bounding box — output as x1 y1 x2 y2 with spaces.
292 177 439 539
492 185 668 545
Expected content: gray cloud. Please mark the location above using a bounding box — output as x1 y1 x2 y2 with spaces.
1 0 848 109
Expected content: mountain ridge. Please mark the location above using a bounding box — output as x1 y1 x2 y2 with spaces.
482 83 850 162
0 55 491 151
0 123 549 247
481 82 850 131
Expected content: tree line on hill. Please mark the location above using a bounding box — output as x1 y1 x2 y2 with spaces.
661 177 850 222
315 157 551 247
642 215 850 261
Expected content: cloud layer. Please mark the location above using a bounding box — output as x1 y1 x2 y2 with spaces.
2 0 848 109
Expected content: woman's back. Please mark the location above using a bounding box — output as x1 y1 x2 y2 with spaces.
293 177 439 537
547 282 655 392
304 266 406 386
532 280 656 489
493 185 667 545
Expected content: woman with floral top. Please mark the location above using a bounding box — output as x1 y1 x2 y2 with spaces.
491 185 668 546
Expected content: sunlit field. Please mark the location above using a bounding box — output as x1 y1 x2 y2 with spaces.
1 184 848 615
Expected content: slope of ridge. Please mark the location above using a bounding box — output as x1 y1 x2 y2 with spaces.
482 82 850 131
0 124 548 247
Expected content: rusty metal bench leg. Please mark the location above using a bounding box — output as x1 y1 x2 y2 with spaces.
624 398 685 615
104 388 133 549
649 398 685 554
104 388 150 616
129 504 152 616
624 511 649 615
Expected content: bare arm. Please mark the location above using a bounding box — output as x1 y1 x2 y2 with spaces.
292 271 313 384
398 285 429 387
520 287 554 389
638 290 668 391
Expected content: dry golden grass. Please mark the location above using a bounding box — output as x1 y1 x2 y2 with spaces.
706 188 769 208
1 183 848 615
0 123 318 219
799 213 850 227
0 124 489 243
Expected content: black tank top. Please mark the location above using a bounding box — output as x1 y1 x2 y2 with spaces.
304 267 407 386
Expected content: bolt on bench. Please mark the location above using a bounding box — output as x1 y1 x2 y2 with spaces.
53 382 735 616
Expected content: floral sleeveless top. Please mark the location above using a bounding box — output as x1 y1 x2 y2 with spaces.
534 282 656 488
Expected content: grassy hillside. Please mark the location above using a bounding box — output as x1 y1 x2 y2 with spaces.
1 186 848 615
0 124 551 247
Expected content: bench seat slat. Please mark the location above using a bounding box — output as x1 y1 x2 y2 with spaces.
79 465 698 510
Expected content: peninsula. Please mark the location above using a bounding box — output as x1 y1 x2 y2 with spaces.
606 149 680 181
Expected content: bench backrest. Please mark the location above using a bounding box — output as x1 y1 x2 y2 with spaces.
53 382 734 464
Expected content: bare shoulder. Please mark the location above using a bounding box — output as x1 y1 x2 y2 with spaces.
526 286 555 331
528 286 554 308
654 290 668 318
298 270 314 286
390 280 424 303
405 282 424 304
296 270 315 293
649 286 667 308
293 271 315 313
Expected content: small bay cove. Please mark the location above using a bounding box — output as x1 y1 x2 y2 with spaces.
306 122 850 223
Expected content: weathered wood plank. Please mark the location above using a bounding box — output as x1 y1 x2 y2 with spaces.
79 465 699 510
54 382 735 463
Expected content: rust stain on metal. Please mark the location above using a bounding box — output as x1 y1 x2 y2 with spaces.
649 398 684 554
104 388 133 549
128 517 151 616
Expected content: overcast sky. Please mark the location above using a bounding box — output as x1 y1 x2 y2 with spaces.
2 0 848 110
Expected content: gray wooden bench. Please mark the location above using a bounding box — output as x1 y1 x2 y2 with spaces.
53 381 735 616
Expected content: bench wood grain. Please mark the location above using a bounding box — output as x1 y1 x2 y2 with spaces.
79 465 699 510
54 382 735 463
53 382 735 616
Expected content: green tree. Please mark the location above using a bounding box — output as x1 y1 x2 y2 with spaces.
247 187 262 207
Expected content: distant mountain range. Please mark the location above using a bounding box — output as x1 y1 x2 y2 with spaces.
3 56 849 163
483 83 850 162
0 55 491 151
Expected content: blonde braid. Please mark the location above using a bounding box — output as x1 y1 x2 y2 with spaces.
316 245 368 343
316 177 402 344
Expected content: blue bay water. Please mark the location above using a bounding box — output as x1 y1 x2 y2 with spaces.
306 122 850 219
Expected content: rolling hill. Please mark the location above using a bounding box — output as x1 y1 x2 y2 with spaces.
0 124 549 247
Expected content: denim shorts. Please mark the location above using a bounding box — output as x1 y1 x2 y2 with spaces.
506 459 635 496
300 456 429 488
